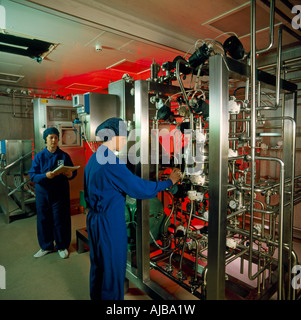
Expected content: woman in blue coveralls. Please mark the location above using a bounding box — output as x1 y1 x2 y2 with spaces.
84 117 181 300
29 127 77 259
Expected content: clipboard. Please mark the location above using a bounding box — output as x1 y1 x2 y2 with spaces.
52 164 80 175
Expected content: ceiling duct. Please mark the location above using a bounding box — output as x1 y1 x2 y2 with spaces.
106 59 150 74
0 72 24 83
65 83 100 91
0 33 56 63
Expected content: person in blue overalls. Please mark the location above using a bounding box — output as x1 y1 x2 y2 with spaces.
84 117 181 300
29 127 77 259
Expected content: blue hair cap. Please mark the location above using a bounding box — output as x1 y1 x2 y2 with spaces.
95 117 127 142
43 127 59 142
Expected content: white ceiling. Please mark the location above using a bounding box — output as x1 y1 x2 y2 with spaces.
0 0 300 97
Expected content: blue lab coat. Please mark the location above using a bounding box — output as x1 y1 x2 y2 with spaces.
29 147 77 251
84 144 172 300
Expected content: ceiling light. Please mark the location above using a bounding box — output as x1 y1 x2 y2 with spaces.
0 72 24 83
0 33 55 63
0 5 5 30
0 42 28 50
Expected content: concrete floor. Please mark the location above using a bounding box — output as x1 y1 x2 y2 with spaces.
0 212 300 300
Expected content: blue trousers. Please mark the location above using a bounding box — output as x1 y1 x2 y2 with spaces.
87 211 127 300
36 190 71 251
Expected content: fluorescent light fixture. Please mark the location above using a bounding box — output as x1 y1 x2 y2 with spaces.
106 59 150 74
65 83 100 91
0 5 5 30
106 59 127 70
0 33 55 63
0 72 24 83
0 42 28 50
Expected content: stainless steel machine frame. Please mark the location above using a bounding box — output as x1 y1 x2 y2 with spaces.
125 53 298 300
207 55 229 300
126 80 186 299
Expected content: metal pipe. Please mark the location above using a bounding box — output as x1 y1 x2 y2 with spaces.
12 91 16 117
150 261 203 299
276 26 282 107
163 190 175 234
260 0 292 24
276 25 301 107
225 247 249 265
258 57 301 70
175 58 194 130
178 200 194 274
153 118 159 181
245 58 250 103
286 114 296 299
227 225 279 249
2 150 33 171
248 0 258 281
289 249 299 300
227 208 247 220
192 237 199 282
8 177 31 196
260 115 296 299
253 156 285 300
256 0 275 55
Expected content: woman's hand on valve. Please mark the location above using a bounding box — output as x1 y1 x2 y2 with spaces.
169 168 182 185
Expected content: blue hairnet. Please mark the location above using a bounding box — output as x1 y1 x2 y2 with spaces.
95 117 127 142
43 127 59 142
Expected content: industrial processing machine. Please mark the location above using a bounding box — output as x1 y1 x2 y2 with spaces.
74 0 300 300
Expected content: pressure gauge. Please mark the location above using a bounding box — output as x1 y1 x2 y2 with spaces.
229 200 237 210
